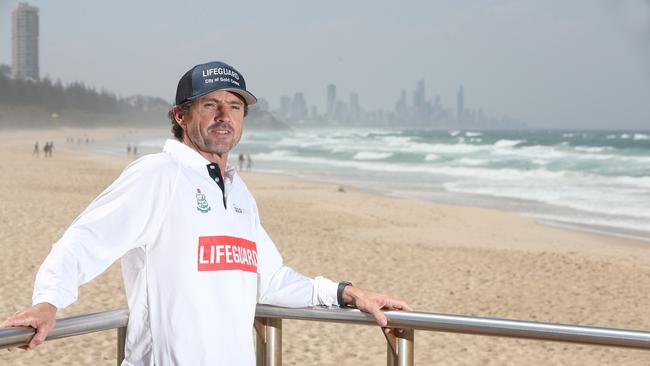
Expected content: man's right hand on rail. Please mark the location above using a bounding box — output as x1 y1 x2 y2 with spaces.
1 302 57 350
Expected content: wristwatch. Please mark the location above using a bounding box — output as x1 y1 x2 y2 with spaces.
337 281 353 308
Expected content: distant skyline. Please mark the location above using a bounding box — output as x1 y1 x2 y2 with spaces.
1 0 649 129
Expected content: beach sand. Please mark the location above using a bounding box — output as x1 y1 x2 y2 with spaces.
1 128 649 365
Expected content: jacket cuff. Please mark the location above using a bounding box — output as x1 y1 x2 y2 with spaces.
313 276 339 306
32 292 67 310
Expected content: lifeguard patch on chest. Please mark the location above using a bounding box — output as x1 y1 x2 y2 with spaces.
197 236 258 272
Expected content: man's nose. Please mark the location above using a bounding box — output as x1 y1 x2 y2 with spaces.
214 104 231 121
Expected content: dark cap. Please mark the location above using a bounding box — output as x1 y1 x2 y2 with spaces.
175 61 257 106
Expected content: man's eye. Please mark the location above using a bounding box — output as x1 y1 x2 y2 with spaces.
231 105 241 110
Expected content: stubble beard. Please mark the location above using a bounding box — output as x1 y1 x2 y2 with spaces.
188 123 241 156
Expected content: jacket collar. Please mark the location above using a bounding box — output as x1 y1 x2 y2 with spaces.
163 139 210 167
163 139 237 180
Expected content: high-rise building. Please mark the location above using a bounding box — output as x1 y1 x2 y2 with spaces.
12 3 39 81
291 92 308 121
456 85 465 124
326 84 336 119
349 92 360 123
413 79 426 123
413 79 425 109
434 95 441 109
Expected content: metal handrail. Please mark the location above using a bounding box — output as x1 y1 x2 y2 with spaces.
0 308 128 349
1 306 649 364
256 305 650 349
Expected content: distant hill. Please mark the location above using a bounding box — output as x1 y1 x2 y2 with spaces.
246 105 290 130
0 72 289 130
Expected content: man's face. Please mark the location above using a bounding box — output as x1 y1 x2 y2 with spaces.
180 90 245 156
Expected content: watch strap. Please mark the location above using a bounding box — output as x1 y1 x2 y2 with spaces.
337 281 352 308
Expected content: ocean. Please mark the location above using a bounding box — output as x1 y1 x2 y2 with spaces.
73 128 650 241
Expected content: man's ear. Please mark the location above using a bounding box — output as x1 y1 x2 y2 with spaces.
172 105 186 125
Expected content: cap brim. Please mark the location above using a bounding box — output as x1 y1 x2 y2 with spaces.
221 88 257 106
185 88 257 106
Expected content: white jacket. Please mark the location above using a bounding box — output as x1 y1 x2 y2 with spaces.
33 139 339 365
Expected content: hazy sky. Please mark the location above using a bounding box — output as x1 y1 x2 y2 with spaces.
1 0 649 129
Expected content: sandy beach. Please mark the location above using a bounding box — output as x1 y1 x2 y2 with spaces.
1 128 649 365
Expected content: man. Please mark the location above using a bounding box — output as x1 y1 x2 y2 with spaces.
2 61 410 365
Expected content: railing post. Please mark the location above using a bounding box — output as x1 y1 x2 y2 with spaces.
386 329 414 366
254 317 282 366
117 326 126 366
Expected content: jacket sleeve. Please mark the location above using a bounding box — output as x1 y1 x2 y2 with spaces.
253 202 339 307
32 156 176 309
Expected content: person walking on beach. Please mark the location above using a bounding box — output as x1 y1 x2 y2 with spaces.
1 60 410 365
32 141 39 157
43 142 51 158
238 153 245 171
246 153 253 171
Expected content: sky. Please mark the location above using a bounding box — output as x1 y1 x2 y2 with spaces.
1 0 649 129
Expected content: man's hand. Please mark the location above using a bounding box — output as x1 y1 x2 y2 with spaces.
1 302 57 350
342 286 411 333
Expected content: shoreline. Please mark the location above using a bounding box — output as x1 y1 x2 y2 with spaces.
240 167 650 246
536 218 650 244
242 170 650 255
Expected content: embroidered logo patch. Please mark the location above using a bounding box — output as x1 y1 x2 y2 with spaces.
197 236 258 272
196 188 211 213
